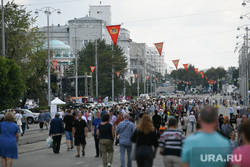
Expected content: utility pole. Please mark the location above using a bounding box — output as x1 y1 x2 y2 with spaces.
95 40 98 98
74 21 78 102
112 45 114 102
245 27 249 106
85 72 88 96
1 0 5 57
137 54 140 97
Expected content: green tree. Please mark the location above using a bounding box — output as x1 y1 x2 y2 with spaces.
0 1 48 107
0 57 25 110
77 39 127 98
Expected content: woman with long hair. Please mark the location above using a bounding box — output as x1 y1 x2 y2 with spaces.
221 117 234 138
131 114 158 167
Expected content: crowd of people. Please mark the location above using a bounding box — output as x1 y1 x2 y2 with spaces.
1 95 250 167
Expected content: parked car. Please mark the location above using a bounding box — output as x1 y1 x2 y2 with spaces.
1 109 39 124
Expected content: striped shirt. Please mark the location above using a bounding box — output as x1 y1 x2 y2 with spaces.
159 129 185 156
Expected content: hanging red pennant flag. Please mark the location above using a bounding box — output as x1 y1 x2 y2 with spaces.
116 72 120 77
199 71 204 76
154 42 164 56
172 60 180 69
90 66 95 73
106 25 121 46
201 74 204 79
146 75 149 80
135 74 138 78
183 64 188 71
52 60 58 69
194 68 198 74
98 97 102 103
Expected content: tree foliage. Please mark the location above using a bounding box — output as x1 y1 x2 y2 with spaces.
0 57 25 110
0 1 48 107
78 39 127 98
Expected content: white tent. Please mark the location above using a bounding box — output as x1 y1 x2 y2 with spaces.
51 97 66 105
50 97 66 118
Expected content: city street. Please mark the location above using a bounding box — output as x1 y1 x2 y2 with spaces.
13 94 239 167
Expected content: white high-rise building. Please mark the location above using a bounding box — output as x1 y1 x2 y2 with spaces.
89 5 111 25
146 47 166 76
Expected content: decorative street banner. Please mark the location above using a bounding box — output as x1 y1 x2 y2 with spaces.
116 72 120 77
52 60 58 69
172 59 180 69
98 97 102 103
201 74 204 79
106 25 121 46
135 74 138 78
183 64 188 71
90 66 95 73
146 75 149 80
199 71 204 76
194 68 198 74
154 42 164 56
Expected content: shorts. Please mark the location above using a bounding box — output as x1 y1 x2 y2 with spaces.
65 131 73 141
74 135 86 146
182 129 187 132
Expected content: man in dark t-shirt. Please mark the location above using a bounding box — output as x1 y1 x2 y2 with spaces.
73 112 87 157
63 109 74 151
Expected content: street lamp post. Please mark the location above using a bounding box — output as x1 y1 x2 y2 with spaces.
35 7 61 106
1 0 5 57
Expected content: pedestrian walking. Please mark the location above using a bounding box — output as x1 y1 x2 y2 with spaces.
14 111 23 135
159 118 185 167
229 104 234 120
73 112 88 157
152 110 161 135
0 112 19 167
221 117 234 139
91 111 102 157
188 112 196 132
21 111 28 136
49 113 65 154
38 111 45 130
131 114 158 167
231 120 250 167
181 105 231 167
180 113 189 136
63 109 74 151
116 114 135 167
44 110 51 130
97 113 115 167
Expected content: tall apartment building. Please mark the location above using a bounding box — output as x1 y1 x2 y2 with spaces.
146 47 165 76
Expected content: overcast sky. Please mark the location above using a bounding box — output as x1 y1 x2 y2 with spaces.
11 0 250 70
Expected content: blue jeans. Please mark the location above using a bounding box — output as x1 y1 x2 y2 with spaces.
190 121 194 131
120 144 132 167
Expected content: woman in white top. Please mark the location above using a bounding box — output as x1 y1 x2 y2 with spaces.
14 111 23 135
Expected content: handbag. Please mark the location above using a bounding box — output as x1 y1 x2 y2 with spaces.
131 131 138 161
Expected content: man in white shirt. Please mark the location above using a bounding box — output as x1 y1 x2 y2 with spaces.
189 112 196 132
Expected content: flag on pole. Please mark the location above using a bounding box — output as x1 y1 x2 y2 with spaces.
106 25 121 46
90 66 95 73
135 74 138 78
116 72 120 77
183 64 188 71
52 60 58 69
199 71 204 76
104 96 108 103
77 98 82 103
201 74 204 79
154 42 164 56
194 68 198 74
172 60 180 69
146 75 149 80
98 97 102 103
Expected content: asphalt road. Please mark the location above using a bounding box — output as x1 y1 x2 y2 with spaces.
13 94 238 167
